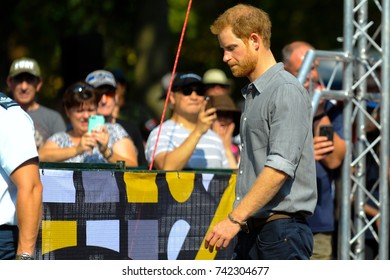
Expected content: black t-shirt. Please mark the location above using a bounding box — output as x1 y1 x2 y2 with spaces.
116 118 148 168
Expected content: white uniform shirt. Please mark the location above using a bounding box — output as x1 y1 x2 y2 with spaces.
0 103 38 226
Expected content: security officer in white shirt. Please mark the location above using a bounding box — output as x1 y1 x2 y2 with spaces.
0 92 43 260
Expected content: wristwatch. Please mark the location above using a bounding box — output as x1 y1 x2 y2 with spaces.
104 147 113 159
16 253 34 260
228 213 249 233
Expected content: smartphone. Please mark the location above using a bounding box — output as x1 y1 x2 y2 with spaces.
205 96 214 110
88 115 105 133
319 125 334 142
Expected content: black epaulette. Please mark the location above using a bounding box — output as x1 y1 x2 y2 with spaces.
0 92 19 109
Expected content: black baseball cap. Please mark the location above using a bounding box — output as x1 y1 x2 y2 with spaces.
171 72 204 91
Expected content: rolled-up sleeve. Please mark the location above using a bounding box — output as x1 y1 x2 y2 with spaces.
265 84 312 178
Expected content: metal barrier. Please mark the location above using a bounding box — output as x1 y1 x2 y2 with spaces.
297 0 390 260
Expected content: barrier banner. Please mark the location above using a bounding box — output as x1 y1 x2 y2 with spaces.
35 168 236 260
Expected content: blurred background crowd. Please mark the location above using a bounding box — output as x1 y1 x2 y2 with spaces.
0 0 352 140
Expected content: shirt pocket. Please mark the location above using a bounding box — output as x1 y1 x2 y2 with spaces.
245 118 269 151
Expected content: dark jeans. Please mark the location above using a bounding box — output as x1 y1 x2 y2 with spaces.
0 225 18 260
232 217 313 260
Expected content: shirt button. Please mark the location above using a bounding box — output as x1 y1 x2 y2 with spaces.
236 197 241 201
239 170 243 174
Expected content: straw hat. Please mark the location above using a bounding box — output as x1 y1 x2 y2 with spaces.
207 95 241 136
203 69 230 86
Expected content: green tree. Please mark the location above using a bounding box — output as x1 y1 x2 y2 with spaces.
0 0 345 124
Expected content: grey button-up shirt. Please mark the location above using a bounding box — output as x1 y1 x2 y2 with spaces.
235 63 317 218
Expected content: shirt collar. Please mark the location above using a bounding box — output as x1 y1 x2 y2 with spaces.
242 63 284 98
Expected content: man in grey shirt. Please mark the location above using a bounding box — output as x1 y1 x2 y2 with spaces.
7 57 66 149
205 4 317 260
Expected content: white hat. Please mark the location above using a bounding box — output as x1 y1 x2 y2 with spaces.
203 68 230 86
85 70 117 88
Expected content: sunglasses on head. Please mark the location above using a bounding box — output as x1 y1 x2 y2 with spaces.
180 86 206 96
69 84 95 100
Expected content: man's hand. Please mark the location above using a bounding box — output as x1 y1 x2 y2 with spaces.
205 217 240 253
195 101 217 136
313 135 334 161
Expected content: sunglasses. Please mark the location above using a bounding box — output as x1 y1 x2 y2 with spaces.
216 111 234 119
100 90 116 99
12 73 40 84
180 86 206 96
69 84 95 100
205 84 230 89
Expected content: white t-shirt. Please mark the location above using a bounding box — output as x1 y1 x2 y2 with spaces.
0 104 38 226
145 119 229 169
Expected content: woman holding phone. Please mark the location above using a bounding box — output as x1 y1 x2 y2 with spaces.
38 81 138 167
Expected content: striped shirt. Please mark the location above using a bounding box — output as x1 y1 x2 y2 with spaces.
145 120 229 169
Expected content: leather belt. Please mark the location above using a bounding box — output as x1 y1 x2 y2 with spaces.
249 213 305 229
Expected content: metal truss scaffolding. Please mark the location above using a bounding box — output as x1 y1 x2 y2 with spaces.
297 0 389 260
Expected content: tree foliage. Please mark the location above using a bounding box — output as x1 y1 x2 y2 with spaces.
0 0 345 121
